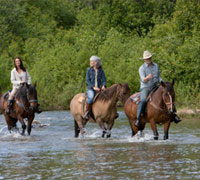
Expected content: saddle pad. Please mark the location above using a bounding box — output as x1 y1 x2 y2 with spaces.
130 92 140 104
78 94 87 103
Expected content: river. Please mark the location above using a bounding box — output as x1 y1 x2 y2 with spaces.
0 111 200 180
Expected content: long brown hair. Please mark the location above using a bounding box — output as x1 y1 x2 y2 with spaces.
14 57 26 72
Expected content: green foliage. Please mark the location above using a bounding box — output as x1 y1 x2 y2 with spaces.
0 0 199 110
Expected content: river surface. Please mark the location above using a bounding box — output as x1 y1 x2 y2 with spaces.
0 111 200 180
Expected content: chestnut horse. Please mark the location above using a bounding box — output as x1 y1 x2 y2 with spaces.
0 83 39 135
70 83 130 138
124 81 175 140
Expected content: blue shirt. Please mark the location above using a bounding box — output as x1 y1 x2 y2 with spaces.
86 67 107 90
139 62 162 89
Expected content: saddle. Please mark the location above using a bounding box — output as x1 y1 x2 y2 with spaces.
130 84 159 104
78 92 100 103
78 92 101 121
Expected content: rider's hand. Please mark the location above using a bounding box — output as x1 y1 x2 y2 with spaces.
101 86 106 91
147 74 153 80
93 87 100 92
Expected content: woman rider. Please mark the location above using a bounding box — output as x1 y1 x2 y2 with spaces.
83 56 107 119
6 57 42 114
6 57 31 114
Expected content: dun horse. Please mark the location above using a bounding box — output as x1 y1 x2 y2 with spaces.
70 83 130 138
0 83 39 135
124 81 176 140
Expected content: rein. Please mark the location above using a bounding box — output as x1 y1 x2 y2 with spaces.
149 88 174 113
16 89 38 112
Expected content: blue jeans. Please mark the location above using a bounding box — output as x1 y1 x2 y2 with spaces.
87 89 96 104
137 88 150 118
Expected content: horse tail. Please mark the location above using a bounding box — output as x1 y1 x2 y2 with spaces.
74 119 80 138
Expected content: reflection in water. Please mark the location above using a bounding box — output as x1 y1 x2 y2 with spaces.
0 111 200 180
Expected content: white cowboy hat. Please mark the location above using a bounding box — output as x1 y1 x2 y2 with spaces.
140 50 154 60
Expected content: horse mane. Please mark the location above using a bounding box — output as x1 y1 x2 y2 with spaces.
15 86 28 100
96 84 119 102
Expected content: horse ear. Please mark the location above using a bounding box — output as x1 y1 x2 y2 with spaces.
160 81 166 88
34 81 37 88
171 79 175 86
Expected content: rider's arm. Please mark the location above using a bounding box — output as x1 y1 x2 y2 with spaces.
11 69 21 86
26 71 31 85
86 68 93 89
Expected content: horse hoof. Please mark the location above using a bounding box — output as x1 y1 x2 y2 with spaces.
106 134 111 138
163 136 168 140
154 136 159 140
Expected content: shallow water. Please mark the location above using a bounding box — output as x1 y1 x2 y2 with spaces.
0 111 200 180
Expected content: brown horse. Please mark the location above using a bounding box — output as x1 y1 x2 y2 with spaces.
124 81 176 140
70 83 130 138
0 83 39 135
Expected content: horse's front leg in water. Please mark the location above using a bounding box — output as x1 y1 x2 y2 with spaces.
96 119 107 138
27 115 35 135
17 115 26 135
106 121 115 138
149 118 159 140
163 120 171 140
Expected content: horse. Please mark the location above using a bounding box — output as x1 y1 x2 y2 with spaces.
70 83 130 138
0 83 39 135
124 80 176 140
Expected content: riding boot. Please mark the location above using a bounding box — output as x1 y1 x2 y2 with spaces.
172 113 182 124
83 103 91 120
134 116 141 128
6 100 13 114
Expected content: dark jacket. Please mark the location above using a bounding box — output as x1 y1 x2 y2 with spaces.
86 67 107 90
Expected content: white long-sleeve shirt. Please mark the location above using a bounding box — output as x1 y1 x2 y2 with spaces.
11 68 31 89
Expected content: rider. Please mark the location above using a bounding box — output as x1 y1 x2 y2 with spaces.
6 57 41 114
83 56 107 119
134 50 181 127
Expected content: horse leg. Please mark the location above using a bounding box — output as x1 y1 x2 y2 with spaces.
138 123 146 137
27 115 35 135
74 119 80 138
149 119 159 140
163 120 171 140
106 121 114 138
17 115 26 135
4 114 13 133
96 119 107 138
75 115 87 137
128 118 138 137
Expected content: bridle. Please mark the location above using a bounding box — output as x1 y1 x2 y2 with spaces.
150 87 174 113
162 92 174 113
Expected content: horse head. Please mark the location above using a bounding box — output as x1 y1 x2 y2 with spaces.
21 82 38 112
160 80 175 114
117 83 130 104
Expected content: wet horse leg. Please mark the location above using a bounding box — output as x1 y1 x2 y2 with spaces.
75 115 88 137
128 118 139 137
106 121 115 138
149 119 159 140
163 120 171 140
96 118 107 138
4 114 14 133
27 115 35 135
17 115 26 135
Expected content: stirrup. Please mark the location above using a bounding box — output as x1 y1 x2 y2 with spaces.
82 111 89 120
134 118 140 128
6 108 10 114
